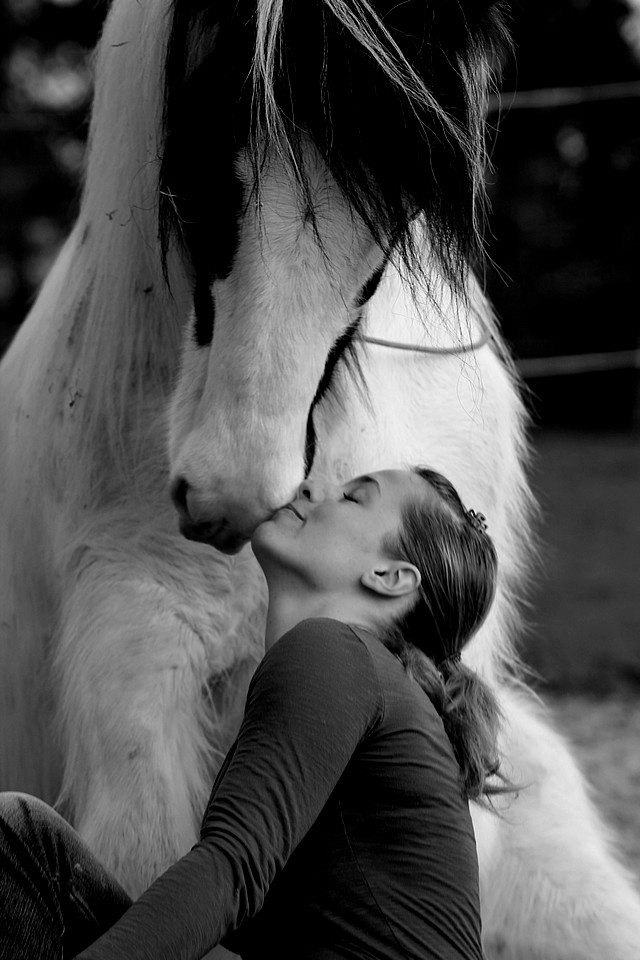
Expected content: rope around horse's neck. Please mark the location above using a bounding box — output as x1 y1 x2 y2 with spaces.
360 322 492 355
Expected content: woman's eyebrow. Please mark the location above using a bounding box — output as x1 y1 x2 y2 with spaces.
351 475 381 494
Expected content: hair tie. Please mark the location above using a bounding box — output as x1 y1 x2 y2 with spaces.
438 651 461 670
466 508 487 533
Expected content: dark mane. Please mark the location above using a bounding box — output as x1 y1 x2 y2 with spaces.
160 0 509 291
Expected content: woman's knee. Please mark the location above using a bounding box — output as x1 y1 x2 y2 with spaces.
0 791 61 834
0 791 78 875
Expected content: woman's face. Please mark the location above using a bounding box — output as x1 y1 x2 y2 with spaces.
252 469 431 591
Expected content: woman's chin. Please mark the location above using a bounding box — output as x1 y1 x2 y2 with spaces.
251 515 283 560
252 515 305 577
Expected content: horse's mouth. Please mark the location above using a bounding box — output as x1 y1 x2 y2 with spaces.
179 519 250 555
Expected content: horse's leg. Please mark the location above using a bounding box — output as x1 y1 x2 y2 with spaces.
54 547 264 898
474 688 640 959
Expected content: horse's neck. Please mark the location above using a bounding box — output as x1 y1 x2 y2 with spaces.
364 257 488 350
314 262 497 480
75 0 188 420
4 0 186 501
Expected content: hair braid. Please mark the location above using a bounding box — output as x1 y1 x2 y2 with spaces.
381 467 512 802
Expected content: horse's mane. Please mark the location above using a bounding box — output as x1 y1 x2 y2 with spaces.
50 0 509 489
160 0 509 294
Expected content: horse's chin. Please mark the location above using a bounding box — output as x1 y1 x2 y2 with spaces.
179 519 251 555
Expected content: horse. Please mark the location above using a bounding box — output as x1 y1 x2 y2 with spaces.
1 1 639 957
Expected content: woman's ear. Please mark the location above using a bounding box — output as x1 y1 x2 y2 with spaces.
361 561 421 598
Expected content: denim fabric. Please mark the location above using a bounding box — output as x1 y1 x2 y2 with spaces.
0 793 132 960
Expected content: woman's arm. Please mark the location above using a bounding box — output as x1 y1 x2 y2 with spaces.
77 619 382 960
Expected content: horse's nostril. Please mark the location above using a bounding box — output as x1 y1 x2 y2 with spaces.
170 476 191 519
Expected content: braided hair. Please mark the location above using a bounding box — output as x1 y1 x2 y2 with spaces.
381 467 506 802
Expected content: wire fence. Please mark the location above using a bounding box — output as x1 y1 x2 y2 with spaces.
489 83 640 391
488 80 640 113
516 347 640 378
1 81 639 394
3 80 640 133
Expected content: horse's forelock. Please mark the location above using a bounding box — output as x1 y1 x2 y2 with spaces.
160 0 509 291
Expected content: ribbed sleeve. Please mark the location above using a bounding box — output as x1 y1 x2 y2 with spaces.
77 619 382 960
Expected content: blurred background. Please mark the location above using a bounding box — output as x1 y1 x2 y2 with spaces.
1 0 639 858
484 0 640 695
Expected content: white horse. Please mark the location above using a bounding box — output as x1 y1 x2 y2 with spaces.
0 1 638 957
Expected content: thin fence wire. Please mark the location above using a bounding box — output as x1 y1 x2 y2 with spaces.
516 348 640 378
1 79 640 132
488 80 640 113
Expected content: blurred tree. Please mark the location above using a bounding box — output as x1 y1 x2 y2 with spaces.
503 0 640 88
0 0 105 348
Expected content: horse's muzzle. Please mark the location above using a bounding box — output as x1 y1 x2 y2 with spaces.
170 476 251 554
179 517 250 555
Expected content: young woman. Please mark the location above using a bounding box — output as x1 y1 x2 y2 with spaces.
0 466 504 960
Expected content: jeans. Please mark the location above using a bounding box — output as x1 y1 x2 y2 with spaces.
0 792 132 959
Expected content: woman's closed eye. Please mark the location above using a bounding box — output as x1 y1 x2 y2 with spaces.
343 492 359 503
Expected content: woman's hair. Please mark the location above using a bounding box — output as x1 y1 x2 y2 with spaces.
381 467 507 802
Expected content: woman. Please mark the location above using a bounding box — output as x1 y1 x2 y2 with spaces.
0 466 504 960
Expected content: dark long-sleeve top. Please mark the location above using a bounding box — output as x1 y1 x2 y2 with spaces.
78 618 484 960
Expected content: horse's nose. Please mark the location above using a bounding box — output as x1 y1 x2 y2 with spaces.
170 476 192 521
170 477 250 553
297 478 341 503
170 475 256 554
297 478 324 502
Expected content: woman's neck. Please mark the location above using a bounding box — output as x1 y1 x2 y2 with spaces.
263 585 378 651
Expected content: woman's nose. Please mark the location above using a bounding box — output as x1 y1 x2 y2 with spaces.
297 479 341 502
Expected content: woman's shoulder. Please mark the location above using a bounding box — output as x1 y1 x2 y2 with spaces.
346 625 446 727
284 619 422 706
282 616 361 641
259 618 383 692
344 623 414 684
276 618 413 679
252 618 386 730
271 616 365 654
276 618 400 675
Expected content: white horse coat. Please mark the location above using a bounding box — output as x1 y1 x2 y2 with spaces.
0 1 639 957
